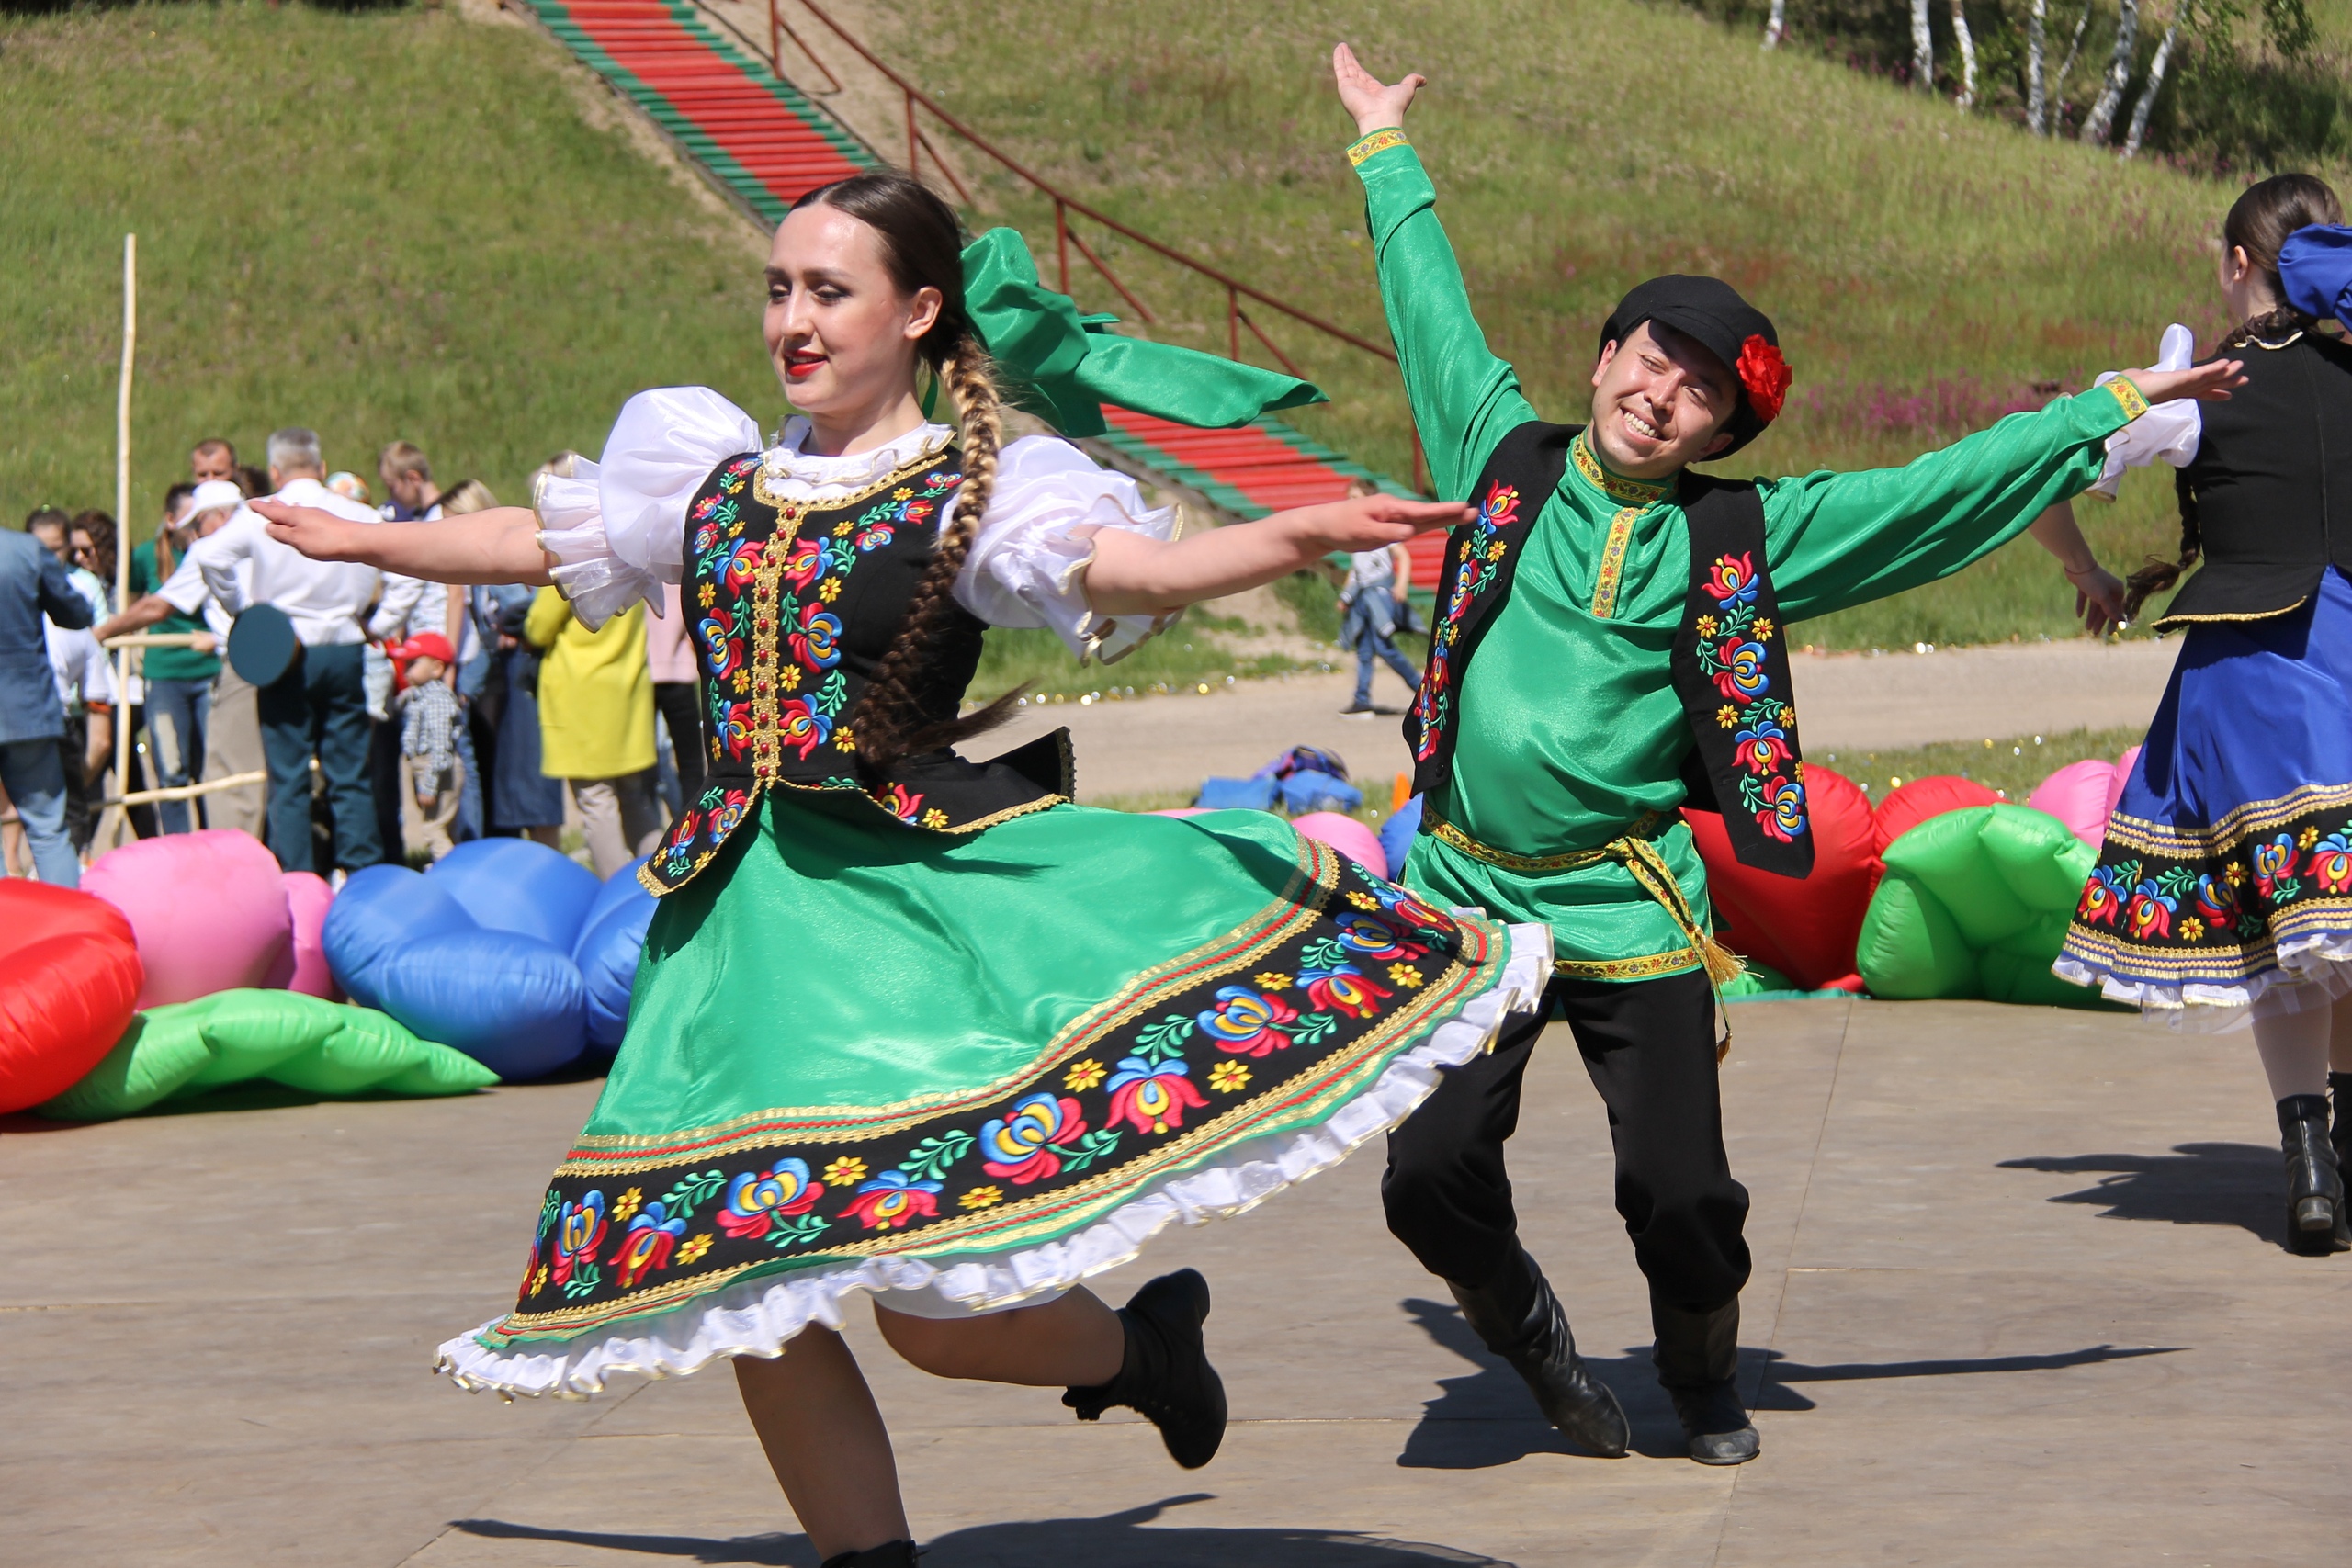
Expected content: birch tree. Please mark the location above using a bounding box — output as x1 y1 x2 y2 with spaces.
1951 0 1979 107
2051 3 2092 132
1761 0 1787 48
2082 0 2141 144
1912 0 1935 89
2027 0 2049 131
2122 3 2188 157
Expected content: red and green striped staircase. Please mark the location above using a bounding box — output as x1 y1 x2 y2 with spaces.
521 0 1434 581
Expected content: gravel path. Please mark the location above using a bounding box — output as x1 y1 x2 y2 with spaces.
982 637 2183 801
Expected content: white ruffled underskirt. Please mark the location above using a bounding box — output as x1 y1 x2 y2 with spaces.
2054 930 2352 1034
436 919 1553 1400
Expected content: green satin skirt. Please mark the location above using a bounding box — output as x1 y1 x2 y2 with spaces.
440 792 1542 1397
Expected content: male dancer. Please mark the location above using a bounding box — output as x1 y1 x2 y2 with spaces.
1330 44 2242 1464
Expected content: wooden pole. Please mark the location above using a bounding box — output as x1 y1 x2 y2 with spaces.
111 233 137 840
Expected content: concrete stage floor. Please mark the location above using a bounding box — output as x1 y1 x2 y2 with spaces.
5 997 2346 1566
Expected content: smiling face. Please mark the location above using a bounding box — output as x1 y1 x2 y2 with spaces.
763 203 942 428
1586 320 1741 479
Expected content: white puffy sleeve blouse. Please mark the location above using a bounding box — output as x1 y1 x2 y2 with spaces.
536 385 1180 663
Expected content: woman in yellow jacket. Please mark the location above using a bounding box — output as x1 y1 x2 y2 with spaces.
524 585 662 876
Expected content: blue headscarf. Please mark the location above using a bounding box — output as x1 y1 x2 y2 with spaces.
2278 224 2352 334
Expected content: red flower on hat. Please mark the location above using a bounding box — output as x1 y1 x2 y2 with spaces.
1736 335 1792 423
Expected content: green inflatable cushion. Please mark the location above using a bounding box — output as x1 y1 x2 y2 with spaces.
38 989 498 1120
1855 804 2119 1010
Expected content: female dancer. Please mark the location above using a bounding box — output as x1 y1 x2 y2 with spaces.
2057 174 2352 1255
257 172 1544 1565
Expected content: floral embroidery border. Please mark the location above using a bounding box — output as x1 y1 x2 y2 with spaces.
1569 432 1672 507
2066 788 2352 976
489 840 1502 1341
1411 479 1517 764
1589 506 1642 620
1691 551 1807 846
1553 946 1702 981
1346 128 1410 165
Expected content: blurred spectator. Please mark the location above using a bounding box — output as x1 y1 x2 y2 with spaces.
101 481 258 839
28 506 106 622
191 438 238 485
1 515 95 885
236 465 270 501
648 580 704 810
128 482 220 833
378 443 438 522
391 631 463 862
47 614 116 854
1335 478 1420 718
525 583 660 878
196 427 386 874
70 511 119 614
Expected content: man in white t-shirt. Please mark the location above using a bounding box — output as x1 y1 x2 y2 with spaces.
178 428 385 873
45 617 116 854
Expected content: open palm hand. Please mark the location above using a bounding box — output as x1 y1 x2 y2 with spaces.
1332 43 1424 135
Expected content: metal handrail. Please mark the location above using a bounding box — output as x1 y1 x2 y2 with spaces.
774 0 1403 369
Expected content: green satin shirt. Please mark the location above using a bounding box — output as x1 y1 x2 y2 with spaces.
1351 132 2142 979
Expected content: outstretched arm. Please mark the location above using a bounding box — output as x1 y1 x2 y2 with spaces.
2027 500 2127 636
253 501 553 586
1770 363 2243 624
1331 43 1535 500
1084 493 1467 616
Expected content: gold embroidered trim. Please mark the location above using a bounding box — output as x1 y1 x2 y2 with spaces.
1590 506 1641 619
2099 782 2352 857
493 918 1510 1338
1428 811 1671 873
1555 947 1702 980
2152 596 2310 631
2104 377 2149 422
1570 432 1673 505
572 835 1339 1157
1347 128 1410 166
2062 897 2352 974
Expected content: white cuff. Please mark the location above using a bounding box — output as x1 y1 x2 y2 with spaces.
2091 323 2201 500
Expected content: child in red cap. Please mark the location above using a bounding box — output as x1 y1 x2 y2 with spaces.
390 630 462 861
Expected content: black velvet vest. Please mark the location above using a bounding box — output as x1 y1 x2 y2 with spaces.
639 446 1069 897
2158 331 2352 630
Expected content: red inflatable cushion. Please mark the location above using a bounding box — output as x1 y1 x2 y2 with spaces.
0 882 143 1114
1871 774 2002 858
1685 764 1879 991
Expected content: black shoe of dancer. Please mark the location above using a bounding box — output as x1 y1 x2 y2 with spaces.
1653 1293 1761 1466
2278 1093 2351 1254
1448 1245 1630 1457
2330 1072 2352 1208
1062 1269 1227 1468
820 1543 917 1568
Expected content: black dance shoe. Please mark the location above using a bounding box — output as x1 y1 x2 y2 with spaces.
1448 1246 1630 1458
2329 1072 2352 1205
1653 1294 1761 1466
2279 1094 2351 1254
820 1542 917 1568
1062 1268 1227 1469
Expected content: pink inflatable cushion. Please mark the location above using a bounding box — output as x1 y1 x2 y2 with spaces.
2027 759 2121 847
1289 811 1389 881
2105 746 2143 819
276 873 342 1000
83 829 294 1008
0 882 142 1114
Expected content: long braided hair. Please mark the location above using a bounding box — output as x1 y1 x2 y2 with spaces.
785 173 1022 773
2123 173 2344 621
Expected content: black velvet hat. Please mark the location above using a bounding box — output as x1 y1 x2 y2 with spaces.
1599 276 1791 457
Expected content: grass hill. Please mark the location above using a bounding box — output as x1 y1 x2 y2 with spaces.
870 0 2352 647
6 0 2346 657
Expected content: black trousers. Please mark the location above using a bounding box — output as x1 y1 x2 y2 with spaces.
1383 969 1751 1314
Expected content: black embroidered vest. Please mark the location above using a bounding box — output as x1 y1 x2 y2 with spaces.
639 445 1070 897
1404 420 1814 877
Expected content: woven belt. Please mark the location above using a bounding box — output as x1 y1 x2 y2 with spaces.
1426 809 1743 1056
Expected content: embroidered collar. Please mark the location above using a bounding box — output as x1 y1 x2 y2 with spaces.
1569 431 1676 506
762 417 956 499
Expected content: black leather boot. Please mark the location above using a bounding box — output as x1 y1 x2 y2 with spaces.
1652 1293 1760 1465
1447 1246 1629 1457
1062 1269 1227 1468
2330 1073 2352 1209
820 1542 918 1568
2279 1094 2350 1255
